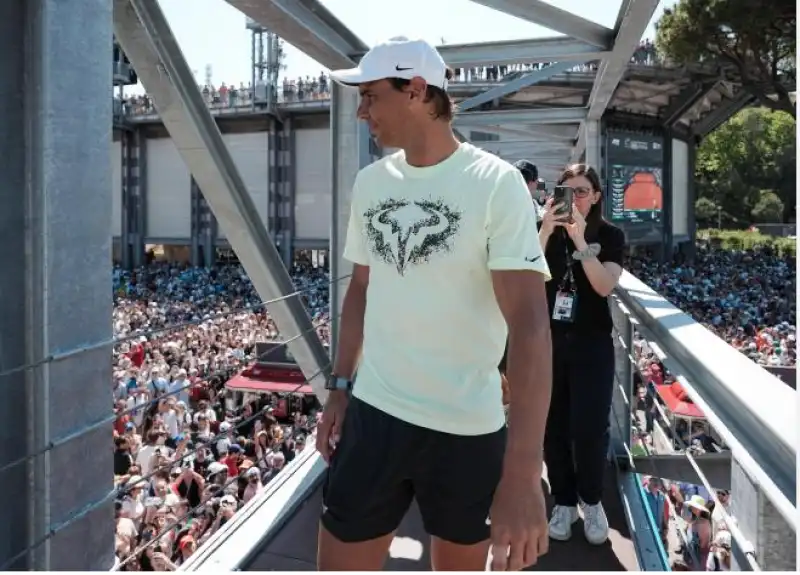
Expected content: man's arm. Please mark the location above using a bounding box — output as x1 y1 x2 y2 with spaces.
332 264 369 380
492 271 552 481
485 169 552 482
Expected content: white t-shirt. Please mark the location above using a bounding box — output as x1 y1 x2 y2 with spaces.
343 143 550 435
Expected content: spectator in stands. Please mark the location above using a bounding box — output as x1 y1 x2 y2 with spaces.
111 257 328 570
514 159 545 221
537 164 625 545
628 242 795 367
707 530 732 571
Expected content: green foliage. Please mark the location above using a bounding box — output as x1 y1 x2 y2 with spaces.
751 190 785 222
698 229 796 256
656 0 796 117
694 197 720 226
695 107 796 224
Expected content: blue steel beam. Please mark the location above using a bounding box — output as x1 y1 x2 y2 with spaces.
468 0 613 48
113 0 331 395
224 0 368 70
455 107 587 127
458 61 577 112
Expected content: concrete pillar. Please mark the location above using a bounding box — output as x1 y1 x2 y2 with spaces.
329 85 375 357
685 142 697 260
730 460 796 571
191 176 201 266
662 129 674 259
0 0 114 569
190 177 216 267
281 117 296 266
133 129 147 268
269 118 294 267
121 127 147 269
584 119 601 170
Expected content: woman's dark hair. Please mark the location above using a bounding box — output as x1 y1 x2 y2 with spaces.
388 68 456 121
557 163 605 235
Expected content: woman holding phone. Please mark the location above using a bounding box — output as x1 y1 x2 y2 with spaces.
538 164 626 545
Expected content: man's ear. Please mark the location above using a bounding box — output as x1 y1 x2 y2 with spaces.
406 77 428 101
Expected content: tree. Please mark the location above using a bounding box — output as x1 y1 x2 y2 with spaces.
695 197 721 227
751 190 784 222
695 107 796 224
656 0 796 118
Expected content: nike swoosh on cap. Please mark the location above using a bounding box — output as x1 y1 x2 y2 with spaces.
525 255 541 263
395 65 413 71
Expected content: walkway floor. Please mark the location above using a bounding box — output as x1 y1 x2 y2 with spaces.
245 467 639 571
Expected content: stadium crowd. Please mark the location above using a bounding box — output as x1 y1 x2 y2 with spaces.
110 232 793 569
628 241 796 367
111 256 329 570
114 40 660 117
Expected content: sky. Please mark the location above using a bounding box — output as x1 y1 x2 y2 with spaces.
129 0 676 92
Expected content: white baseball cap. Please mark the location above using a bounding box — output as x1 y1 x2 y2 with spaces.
330 36 448 90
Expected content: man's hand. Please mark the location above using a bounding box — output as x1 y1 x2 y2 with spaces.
489 476 549 571
315 390 349 463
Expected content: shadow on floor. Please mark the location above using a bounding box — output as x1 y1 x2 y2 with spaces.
246 466 637 571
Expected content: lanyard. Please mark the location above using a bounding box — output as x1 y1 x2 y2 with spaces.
557 229 576 292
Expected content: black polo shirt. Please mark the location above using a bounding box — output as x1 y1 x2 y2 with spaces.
497 219 625 373
543 219 625 336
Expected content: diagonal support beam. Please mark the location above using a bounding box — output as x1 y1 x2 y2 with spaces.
571 0 660 162
632 453 733 491
432 37 607 67
225 0 368 70
693 91 755 137
458 61 577 112
662 81 718 127
113 0 331 394
473 124 579 140
468 0 613 48
455 107 587 127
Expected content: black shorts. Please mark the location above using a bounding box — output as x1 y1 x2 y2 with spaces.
321 397 506 545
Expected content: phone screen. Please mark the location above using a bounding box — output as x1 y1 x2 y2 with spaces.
552 186 574 219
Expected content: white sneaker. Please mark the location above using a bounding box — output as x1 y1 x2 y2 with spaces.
581 502 609 545
548 505 579 541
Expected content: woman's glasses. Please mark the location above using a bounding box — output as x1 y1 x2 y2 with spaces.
573 186 593 198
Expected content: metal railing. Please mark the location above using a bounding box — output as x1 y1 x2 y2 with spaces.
609 271 797 571
180 270 797 572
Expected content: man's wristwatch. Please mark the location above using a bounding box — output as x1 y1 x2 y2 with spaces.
325 374 353 392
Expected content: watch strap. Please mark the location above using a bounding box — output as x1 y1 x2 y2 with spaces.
325 375 353 391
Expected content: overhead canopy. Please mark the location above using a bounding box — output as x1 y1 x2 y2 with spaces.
225 369 314 395
655 382 705 419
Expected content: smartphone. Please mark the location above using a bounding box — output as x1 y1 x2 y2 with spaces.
552 186 574 220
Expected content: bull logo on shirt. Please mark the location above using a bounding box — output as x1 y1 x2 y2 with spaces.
364 198 462 276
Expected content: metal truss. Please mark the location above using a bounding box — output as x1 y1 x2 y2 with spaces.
571 0 660 162
458 61 577 112
113 0 331 394
693 90 755 138
221 0 660 166
224 0 368 69
467 0 614 48
455 107 587 127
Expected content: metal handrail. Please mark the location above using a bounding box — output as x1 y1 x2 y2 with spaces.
613 271 797 528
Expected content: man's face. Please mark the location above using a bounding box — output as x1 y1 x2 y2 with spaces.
357 79 421 148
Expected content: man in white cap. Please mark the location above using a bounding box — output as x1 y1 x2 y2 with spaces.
317 36 552 571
